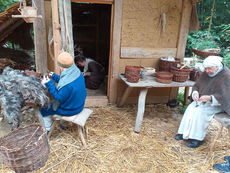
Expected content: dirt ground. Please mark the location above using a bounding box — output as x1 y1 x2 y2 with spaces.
0 104 229 173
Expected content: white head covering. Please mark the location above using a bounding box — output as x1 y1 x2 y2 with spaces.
203 56 223 68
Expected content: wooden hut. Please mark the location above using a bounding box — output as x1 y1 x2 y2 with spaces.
1 0 199 107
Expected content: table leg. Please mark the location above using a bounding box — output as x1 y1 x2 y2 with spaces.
118 86 133 107
134 88 148 133
184 87 190 105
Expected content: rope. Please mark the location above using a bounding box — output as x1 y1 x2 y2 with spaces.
208 0 215 38
63 0 70 50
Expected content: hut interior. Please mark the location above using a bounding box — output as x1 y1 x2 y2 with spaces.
0 2 35 73
71 2 112 96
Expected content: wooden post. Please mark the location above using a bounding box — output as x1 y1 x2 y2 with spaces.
58 0 65 50
64 0 75 57
33 0 48 73
176 0 193 60
108 0 123 104
51 0 61 74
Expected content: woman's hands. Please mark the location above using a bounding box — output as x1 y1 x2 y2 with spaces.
199 95 212 102
193 93 212 103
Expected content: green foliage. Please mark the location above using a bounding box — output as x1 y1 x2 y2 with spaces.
223 52 230 69
177 92 190 114
186 30 219 57
186 0 230 59
0 0 20 13
214 24 230 51
197 0 230 29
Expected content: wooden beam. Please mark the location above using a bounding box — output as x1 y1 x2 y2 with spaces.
65 0 75 57
121 47 177 59
108 0 123 104
176 0 192 60
33 0 48 73
71 0 113 4
51 0 61 74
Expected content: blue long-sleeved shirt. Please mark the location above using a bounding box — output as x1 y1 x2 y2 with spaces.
45 73 86 116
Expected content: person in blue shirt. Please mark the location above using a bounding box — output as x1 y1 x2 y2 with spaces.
41 51 86 132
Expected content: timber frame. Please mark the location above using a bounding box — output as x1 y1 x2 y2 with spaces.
46 0 192 105
72 0 123 104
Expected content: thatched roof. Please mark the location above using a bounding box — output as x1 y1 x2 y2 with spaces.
0 0 34 50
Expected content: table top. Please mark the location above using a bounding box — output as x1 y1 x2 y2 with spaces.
119 74 195 88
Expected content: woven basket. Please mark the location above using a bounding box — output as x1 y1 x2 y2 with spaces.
125 66 141 83
156 71 173 84
170 66 191 82
159 58 180 72
191 48 221 58
0 124 49 173
190 69 202 81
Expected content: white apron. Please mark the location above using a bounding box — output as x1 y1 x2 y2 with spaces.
178 101 223 140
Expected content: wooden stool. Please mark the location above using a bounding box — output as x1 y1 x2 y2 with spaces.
210 112 230 152
48 108 93 148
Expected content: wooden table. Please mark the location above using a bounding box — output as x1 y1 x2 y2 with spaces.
118 74 195 133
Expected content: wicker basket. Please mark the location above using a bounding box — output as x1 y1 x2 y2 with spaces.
156 71 173 84
190 69 202 81
170 66 191 82
0 124 49 173
125 66 141 83
159 58 180 72
191 48 221 58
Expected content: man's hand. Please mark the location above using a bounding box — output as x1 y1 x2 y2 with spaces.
41 75 50 88
48 72 54 78
199 95 212 103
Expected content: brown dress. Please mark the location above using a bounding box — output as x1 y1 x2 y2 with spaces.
84 61 105 89
192 65 230 115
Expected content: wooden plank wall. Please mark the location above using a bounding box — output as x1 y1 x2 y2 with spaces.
117 0 192 104
51 0 61 74
108 0 123 103
176 0 193 60
33 0 48 73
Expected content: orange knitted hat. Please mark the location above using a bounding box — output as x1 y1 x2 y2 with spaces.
57 52 73 68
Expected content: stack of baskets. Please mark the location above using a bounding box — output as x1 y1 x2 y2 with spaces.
156 71 173 84
158 58 191 83
125 66 141 83
0 124 49 173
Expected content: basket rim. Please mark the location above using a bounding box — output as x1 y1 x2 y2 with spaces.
170 66 191 72
0 123 46 152
191 48 221 58
156 71 173 77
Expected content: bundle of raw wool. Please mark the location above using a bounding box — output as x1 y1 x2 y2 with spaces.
0 67 49 129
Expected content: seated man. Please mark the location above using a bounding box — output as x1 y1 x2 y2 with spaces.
174 56 230 148
41 52 86 132
75 56 105 90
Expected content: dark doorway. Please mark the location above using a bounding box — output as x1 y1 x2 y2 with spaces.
71 2 111 96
